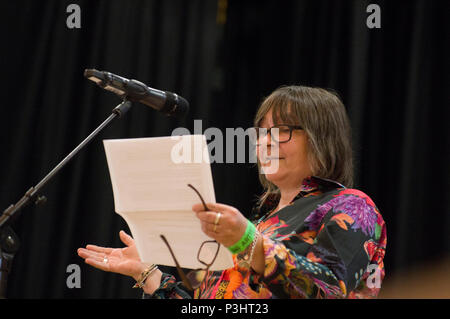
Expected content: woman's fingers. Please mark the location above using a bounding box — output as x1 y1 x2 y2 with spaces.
203 202 233 212
77 248 90 259
77 248 106 261
193 202 234 223
119 230 134 247
192 202 231 212
78 247 113 271
193 201 249 247
196 211 221 224
85 244 113 254
192 202 207 212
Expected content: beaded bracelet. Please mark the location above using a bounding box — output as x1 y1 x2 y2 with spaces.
237 230 259 269
228 221 256 254
247 230 259 262
133 264 158 289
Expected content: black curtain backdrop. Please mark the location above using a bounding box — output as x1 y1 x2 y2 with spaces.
0 0 448 298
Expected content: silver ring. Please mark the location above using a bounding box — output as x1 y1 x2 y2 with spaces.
103 256 108 264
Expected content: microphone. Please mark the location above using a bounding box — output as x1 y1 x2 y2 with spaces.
84 69 189 119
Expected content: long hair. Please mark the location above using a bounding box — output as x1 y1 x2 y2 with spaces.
254 85 354 206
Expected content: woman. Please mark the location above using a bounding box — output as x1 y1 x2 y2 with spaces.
78 86 386 298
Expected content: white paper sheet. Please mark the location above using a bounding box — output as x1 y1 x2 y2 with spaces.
103 135 234 270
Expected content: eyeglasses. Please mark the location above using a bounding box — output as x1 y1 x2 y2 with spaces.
159 184 220 291
252 124 303 144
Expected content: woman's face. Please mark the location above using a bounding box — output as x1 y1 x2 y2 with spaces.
256 109 313 189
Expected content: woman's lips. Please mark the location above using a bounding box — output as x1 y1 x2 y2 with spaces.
261 157 284 164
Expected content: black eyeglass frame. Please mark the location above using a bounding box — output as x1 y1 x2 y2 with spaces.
253 124 303 143
159 184 220 291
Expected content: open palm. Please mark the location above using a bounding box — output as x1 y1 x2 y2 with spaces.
77 230 144 280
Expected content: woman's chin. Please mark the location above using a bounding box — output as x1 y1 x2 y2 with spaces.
261 166 286 183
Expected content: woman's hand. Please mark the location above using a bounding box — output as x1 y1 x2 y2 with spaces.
77 230 146 281
192 202 249 248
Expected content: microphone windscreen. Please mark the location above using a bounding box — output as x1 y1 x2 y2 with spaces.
175 95 189 119
163 92 189 119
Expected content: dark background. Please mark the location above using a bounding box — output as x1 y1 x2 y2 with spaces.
0 0 448 298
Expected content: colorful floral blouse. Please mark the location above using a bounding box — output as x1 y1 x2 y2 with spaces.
145 176 387 299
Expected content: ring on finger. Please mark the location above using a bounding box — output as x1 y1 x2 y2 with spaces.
214 212 222 225
103 256 108 264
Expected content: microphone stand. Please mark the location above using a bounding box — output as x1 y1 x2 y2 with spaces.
0 99 133 298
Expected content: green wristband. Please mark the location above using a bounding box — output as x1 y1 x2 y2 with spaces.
228 221 256 255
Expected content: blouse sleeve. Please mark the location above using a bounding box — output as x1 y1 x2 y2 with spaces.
257 191 386 298
142 273 193 299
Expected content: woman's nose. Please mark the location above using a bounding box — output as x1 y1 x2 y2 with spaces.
257 131 279 158
260 130 276 146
